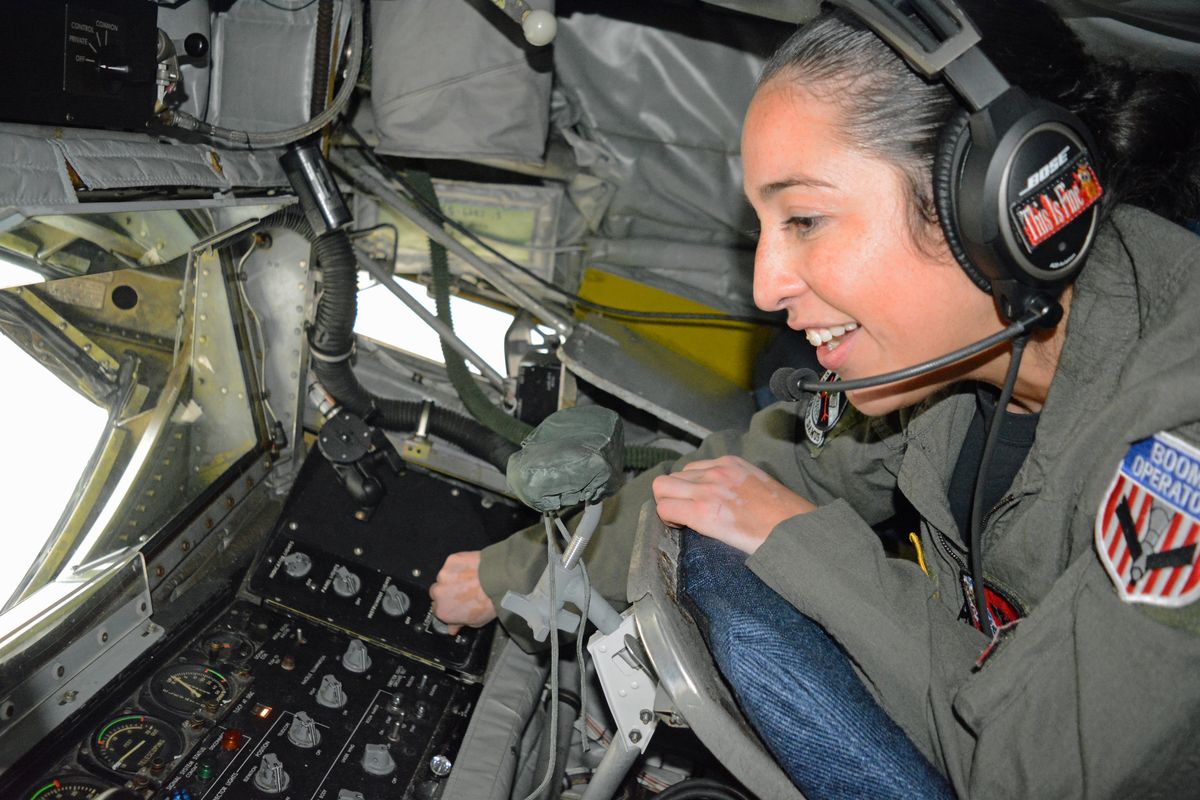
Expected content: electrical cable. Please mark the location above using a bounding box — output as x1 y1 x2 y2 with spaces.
338 126 778 326
232 238 281 428
967 333 1029 638
575 559 592 756
522 517 564 800
349 223 400 268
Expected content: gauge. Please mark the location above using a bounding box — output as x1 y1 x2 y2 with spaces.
24 774 117 800
90 714 183 776
198 630 254 663
150 662 232 716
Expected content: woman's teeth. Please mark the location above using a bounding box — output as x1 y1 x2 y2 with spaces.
805 322 858 350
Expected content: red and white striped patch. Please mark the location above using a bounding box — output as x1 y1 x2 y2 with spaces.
1095 433 1200 607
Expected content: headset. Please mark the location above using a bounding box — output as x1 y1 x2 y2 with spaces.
770 0 1106 635
772 0 1106 402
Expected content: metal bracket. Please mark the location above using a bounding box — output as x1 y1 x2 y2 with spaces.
587 611 660 754
401 399 434 461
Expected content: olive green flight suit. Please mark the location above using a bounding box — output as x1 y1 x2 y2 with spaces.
479 207 1200 798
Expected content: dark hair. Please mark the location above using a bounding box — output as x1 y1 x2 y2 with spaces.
759 1 1200 243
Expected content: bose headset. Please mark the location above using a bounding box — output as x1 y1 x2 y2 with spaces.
769 0 1106 635
771 0 1106 400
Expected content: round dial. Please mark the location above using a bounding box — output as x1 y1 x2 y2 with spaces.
24 774 116 800
90 715 183 776
198 630 254 664
150 662 231 715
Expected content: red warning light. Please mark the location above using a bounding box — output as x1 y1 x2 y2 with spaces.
220 728 243 751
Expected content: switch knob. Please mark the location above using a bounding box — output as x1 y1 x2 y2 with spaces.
331 565 361 597
253 753 290 794
287 711 321 748
317 674 347 708
282 551 312 578
342 639 372 674
361 743 396 776
381 585 411 617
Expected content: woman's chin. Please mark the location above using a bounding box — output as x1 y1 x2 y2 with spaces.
844 383 934 417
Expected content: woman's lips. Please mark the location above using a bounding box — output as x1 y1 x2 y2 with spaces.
814 326 859 372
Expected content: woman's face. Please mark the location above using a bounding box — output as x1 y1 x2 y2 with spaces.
743 78 1005 415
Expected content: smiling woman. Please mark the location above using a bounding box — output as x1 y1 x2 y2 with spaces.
447 1 1200 797
741 79 1023 416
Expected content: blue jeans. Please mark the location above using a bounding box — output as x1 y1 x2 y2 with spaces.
680 531 954 800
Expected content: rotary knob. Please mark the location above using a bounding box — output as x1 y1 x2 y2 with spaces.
253 753 290 794
430 754 453 777
287 711 321 748
317 674 347 708
381 585 411 617
281 551 312 578
331 565 361 598
361 743 396 776
342 638 372 674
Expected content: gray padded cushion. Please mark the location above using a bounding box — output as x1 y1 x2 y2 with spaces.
506 405 625 513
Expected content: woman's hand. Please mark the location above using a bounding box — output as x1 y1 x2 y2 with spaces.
429 550 497 635
652 455 815 554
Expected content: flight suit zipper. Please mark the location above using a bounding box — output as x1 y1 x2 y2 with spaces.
930 493 1021 575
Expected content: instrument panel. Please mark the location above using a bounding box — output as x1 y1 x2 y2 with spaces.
9 441 533 800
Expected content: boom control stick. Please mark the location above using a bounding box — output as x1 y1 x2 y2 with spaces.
500 405 625 639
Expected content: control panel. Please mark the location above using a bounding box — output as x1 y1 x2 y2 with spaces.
0 0 159 129
21 601 475 800
249 445 531 678
9 443 533 799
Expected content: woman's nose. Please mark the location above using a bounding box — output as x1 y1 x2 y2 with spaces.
752 235 806 313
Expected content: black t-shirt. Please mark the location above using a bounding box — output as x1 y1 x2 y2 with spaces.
948 384 1041 543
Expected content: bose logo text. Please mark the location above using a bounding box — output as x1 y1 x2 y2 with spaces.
1023 146 1071 195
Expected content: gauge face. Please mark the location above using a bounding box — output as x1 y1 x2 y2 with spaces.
90 715 183 776
198 630 254 663
25 774 116 800
150 662 231 715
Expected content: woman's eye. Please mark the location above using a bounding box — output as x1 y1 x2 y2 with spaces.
783 215 822 236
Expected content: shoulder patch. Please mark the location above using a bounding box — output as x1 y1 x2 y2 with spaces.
804 370 846 450
1095 432 1200 608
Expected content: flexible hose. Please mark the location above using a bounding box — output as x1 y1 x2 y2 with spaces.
310 0 334 119
165 0 363 148
260 208 518 470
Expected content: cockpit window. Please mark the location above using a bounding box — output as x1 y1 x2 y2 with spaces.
354 274 512 377
0 332 108 602
0 210 264 611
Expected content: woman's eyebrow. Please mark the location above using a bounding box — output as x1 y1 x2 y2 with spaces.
755 175 836 201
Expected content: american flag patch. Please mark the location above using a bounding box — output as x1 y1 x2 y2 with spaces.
1095 433 1200 607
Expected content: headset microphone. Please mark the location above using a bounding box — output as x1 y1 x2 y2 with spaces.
769 298 1059 405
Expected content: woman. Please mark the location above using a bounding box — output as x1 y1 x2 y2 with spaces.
433 3 1200 796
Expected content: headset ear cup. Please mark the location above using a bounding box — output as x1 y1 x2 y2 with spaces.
933 108 992 292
